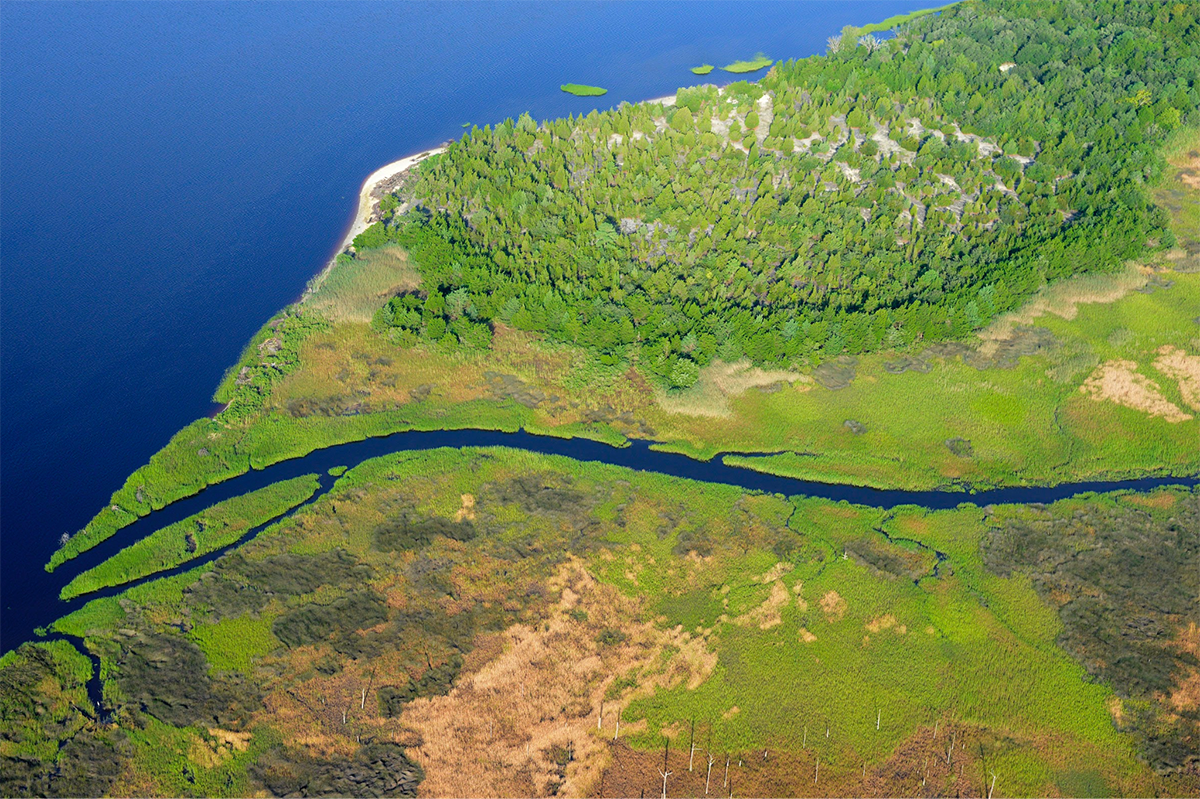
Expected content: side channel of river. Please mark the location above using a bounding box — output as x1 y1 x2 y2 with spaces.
30 427 1199 646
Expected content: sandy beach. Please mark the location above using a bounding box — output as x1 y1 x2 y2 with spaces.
303 146 445 299
304 93 680 301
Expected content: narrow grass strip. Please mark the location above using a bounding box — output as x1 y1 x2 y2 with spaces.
59 475 320 600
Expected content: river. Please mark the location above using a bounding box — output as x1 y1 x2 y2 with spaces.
15 427 1198 654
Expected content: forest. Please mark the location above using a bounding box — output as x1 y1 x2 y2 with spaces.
356 1 1197 387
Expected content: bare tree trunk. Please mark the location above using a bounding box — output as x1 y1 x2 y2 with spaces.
598 699 603 731
803 725 807 748
614 708 621 741
361 667 376 711
688 718 696 772
814 758 819 785
706 753 715 795
876 708 880 731
659 770 671 799
988 772 997 799
723 755 729 788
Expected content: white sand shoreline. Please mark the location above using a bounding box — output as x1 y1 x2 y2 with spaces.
303 146 446 300
303 91 680 302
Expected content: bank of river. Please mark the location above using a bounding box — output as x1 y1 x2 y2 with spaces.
25 427 1198 654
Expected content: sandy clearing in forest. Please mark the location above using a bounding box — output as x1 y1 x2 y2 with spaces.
1154 345 1200 411
1080 359 1192 422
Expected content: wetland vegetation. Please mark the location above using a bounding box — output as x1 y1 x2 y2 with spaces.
8 1 1200 796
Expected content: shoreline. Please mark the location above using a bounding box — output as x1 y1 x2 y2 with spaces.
302 146 446 300
302 91 683 302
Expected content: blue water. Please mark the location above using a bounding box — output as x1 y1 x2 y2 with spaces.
3 0 972 653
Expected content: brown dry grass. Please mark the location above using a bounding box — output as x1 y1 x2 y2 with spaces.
1154 345 1200 411
400 560 717 798
979 264 1149 347
820 590 847 622
734 580 791 630
864 614 906 635
1127 490 1179 510
658 359 810 418
1178 149 1200 190
1079 359 1192 423
306 246 419 323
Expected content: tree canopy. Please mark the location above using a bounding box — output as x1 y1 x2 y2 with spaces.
362 1 1197 387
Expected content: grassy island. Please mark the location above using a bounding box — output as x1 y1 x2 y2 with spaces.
690 64 714 75
721 53 772 73
560 83 607 96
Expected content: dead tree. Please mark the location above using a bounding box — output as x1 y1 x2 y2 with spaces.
614 707 621 741
706 752 716 795
598 699 604 731
988 771 997 799
723 755 730 788
688 718 697 772
361 667 377 710
814 757 819 785
658 737 671 799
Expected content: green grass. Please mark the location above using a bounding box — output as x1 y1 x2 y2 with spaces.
59 475 320 600
189 614 277 674
721 53 772 73
690 64 714 75
857 3 958 34
35 447 1182 796
560 83 607 97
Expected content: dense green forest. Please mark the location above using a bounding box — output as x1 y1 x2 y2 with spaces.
358 1 1197 388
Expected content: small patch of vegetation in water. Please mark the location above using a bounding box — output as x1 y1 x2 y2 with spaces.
720 53 772 73
560 83 607 97
690 64 714 75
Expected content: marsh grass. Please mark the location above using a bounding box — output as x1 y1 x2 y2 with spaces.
59 475 320 600
38 448 1188 797
690 64 714 75
305 247 418 323
721 54 772 73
